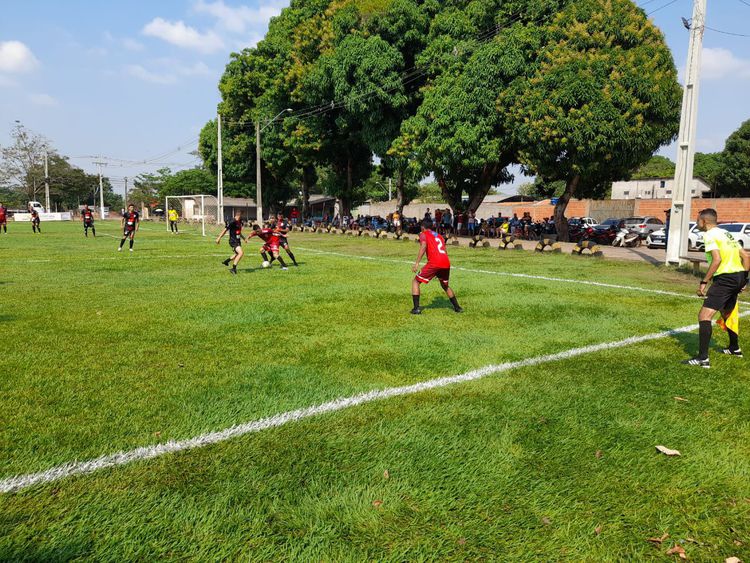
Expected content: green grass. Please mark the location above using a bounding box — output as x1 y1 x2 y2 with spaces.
0 220 748 561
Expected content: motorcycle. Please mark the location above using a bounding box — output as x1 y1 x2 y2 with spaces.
612 227 642 247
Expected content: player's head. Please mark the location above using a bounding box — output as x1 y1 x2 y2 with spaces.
128 203 135 211
83 204 89 209
421 219 433 231
234 211 242 221
697 208 717 231
252 223 260 231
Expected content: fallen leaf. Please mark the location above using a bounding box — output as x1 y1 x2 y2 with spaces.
684 538 702 545
666 545 687 559
383 470 390 480
372 500 383 509
154 431 161 437
541 517 551 526
457 538 466 545
178 363 184 368
725 558 742 563
656 445 681 456
733 540 743 547
674 396 689 402
648 532 670 544
595 524 603 536
595 450 603 459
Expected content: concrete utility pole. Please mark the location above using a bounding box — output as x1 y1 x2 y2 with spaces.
256 121 263 224
388 177 392 201
124 176 128 204
93 159 107 220
666 0 707 265
44 150 50 212
217 113 224 223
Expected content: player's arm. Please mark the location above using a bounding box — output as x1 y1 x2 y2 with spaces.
246 231 257 240
412 241 427 273
740 248 750 291
698 249 722 297
121 215 125 228
135 214 140 231
215 227 228 244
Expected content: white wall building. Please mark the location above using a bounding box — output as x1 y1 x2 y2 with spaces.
611 177 712 200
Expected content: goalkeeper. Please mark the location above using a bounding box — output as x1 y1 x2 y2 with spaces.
168 208 179 233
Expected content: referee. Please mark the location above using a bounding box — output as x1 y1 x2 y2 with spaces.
684 208 750 368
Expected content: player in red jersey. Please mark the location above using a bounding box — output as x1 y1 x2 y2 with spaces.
81 204 96 237
411 219 462 315
118 204 139 251
0 202 7 234
248 222 289 270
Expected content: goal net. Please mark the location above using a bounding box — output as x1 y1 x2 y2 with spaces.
165 195 220 237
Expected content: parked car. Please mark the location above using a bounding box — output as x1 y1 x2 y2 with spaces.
623 216 664 238
718 223 750 248
647 222 702 250
569 216 597 228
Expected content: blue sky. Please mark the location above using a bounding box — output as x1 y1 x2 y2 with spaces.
1 0 749 196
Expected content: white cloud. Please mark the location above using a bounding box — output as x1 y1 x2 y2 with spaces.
29 93 59 107
126 64 177 85
122 38 145 52
701 47 750 81
193 0 283 34
177 61 212 76
0 40 39 73
142 17 224 53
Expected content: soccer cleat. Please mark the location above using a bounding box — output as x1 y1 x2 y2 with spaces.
222 258 231 266
118 247 122 252
410 307 422 315
229 268 237 275
681 357 710 369
129 248 133 252
453 306 464 313
281 267 288 271
722 348 743 358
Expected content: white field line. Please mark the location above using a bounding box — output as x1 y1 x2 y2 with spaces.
3 314 748 495
27 253 228 263
296 246 702 301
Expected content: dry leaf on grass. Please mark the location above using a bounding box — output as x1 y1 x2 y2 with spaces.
595 450 603 459
674 396 689 402
383 470 390 480
733 540 743 546
372 500 383 509
725 557 742 563
541 517 551 526
648 532 669 544
656 445 681 456
457 538 466 546
595 524 603 536
666 545 687 559
154 431 161 437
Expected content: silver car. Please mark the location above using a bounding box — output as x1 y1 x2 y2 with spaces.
623 216 664 238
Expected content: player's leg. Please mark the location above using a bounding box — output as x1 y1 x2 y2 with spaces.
273 250 288 270
91 224 96 237
440 278 462 313
84 224 88 237
411 277 423 314
283 243 297 266
129 231 135 251
230 246 243 274
683 305 717 367
118 230 128 250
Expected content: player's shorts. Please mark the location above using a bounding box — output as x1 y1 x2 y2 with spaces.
263 241 280 253
229 240 241 252
32 218 40 224
123 228 135 237
279 236 289 248
416 264 450 286
84 221 93 227
704 272 747 311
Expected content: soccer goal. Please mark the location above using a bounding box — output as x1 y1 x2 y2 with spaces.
165 195 220 237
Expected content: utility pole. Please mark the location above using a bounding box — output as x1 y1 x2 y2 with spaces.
217 113 224 223
666 0 707 265
93 158 107 220
256 120 263 224
388 177 392 201
44 150 50 212
124 176 128 204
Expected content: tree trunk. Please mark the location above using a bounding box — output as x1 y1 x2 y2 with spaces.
466 163 499 214
301 165 313 219
396 169 406 214
553 174 580 242
343 155 353 218
437 175 461 213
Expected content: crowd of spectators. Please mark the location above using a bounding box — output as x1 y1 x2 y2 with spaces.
307 208 559 240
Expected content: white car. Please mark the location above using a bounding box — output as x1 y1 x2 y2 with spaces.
719 223 750 248
647 222 702 250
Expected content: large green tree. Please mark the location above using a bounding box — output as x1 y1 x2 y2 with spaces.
500 0 681 240
715 119 750 197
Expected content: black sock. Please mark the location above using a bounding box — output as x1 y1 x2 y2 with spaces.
412 295 420 309
728 328 739 351
449 296 461 309
261 252 269 262
287 251 297 265
119 238 126 248
92 227 96 236
277 256 288 268
231 264 237 271
129 239 134 249
698 320 712 360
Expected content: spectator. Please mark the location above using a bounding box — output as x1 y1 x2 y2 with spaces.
435 208 443 232
509 213 520 236
442 209 453 236
456 211 464 236
290 207 300 225
424 208 432 222
467 210 476 236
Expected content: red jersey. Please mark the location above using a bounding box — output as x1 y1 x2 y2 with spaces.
419 229 450 268
82 209 94 222
0 206 6 221
258 228 279 245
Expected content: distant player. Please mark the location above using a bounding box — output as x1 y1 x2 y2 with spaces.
248 223 288 270
118 204 139 252
275 213 298 266
168 208 179 233
216 211 246 275
81 204 96 237
0 202 7 234
30 208 41 233
411 219 462 315
684 208 750 367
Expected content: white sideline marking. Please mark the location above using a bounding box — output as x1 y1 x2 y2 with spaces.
3 316 747 495
296 246 701 301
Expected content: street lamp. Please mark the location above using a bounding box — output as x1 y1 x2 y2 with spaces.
256 108 293 222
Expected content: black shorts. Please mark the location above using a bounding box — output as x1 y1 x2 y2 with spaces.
704 272 747 311
279 237 289 248
124 228 135 237
84 221 93 228
229 240 241 252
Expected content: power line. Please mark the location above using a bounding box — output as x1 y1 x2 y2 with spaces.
737 0 750 7
705 25 750 38
647 0 682 16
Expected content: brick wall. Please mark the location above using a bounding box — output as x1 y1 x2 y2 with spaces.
635 198 750 222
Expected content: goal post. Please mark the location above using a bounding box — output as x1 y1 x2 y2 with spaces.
165 195 220 237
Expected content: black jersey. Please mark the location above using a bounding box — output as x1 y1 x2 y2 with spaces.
226 219 243 245
31 210 40 222
82 209 94 223
123 211 139 231
276 219 290 236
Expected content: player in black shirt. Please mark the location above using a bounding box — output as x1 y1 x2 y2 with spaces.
275 213 298 266
118 204 140 251
30 208 41 233
81 204 96 237
216 211 246 274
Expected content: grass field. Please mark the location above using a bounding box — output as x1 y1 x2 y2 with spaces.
1 219 749 561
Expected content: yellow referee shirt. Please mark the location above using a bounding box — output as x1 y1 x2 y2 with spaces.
168 210 178 222
703 227 745 277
